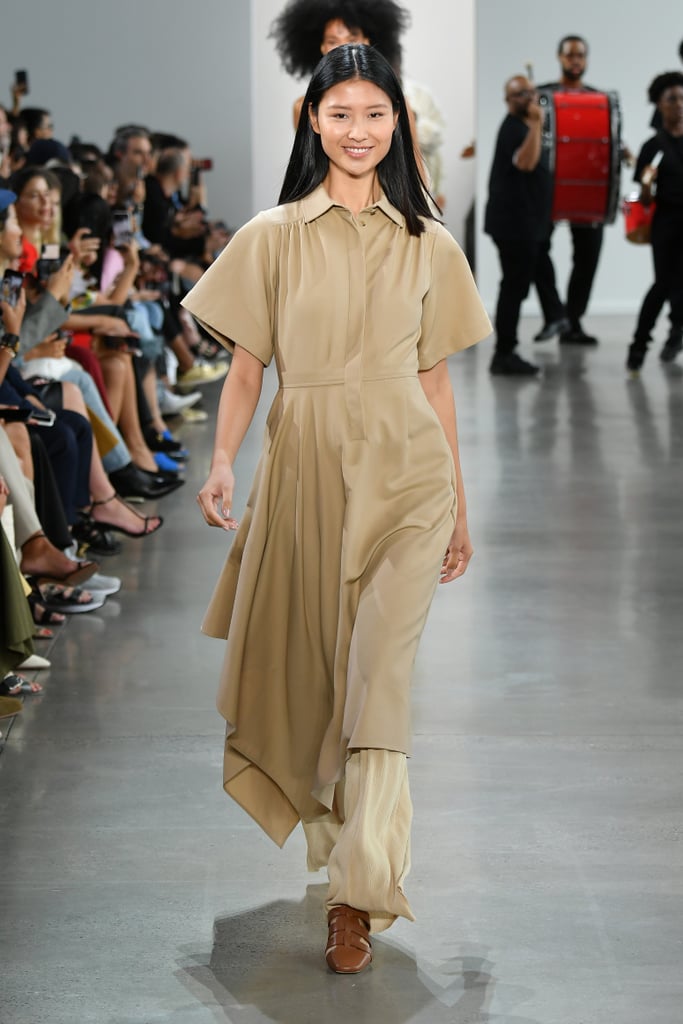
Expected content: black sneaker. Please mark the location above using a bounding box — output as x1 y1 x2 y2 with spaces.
626 342 647 372
490 352 540 376
534 317 570 342
660 332 683 363
559 327 599 346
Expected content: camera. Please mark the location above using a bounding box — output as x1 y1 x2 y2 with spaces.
1 269 24 307
191 157 213 187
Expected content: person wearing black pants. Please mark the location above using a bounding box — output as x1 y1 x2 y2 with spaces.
534 222 602 341
628 72 683 371
485 74 552 375
533 35 607 346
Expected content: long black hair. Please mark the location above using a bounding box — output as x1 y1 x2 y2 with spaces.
278 45 435 237
270 0 409 78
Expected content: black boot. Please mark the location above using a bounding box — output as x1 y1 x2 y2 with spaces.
626 339 648 372
660 328 683 364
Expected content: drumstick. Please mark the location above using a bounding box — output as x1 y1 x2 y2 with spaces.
525 61 534 83
651 151 664 169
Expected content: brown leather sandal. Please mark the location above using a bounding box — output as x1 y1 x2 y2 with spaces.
325 905 372 974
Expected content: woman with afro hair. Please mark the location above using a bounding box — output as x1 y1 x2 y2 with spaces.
627 71 683 371
270 0 439 192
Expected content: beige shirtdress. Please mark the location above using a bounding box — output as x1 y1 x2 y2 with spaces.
181 184 491 849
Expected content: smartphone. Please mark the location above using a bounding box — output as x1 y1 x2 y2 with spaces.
0 406 55 426
111 210 134 248
1 269 24 307
28 407 56 427
14 69 29 95
36 244 65 282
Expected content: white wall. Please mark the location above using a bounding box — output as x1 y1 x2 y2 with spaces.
475 0 681 316
251 0 476 241
0 0 253 227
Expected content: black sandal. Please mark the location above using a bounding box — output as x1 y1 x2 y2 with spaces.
72 516 122 557
83 493 163 539
27 591 66 627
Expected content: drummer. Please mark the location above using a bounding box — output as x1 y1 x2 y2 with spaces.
533 35 607 347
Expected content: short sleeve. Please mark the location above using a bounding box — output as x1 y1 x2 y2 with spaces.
180 213 275 366
418 225 492 370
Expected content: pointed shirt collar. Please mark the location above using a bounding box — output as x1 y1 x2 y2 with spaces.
300 183 405 228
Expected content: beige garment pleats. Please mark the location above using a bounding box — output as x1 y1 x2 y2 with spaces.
303 749 415 934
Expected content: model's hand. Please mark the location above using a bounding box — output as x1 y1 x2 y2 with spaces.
440 520 473 583
197 463 239 531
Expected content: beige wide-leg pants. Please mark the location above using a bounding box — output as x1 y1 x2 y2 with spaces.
303 749 415 934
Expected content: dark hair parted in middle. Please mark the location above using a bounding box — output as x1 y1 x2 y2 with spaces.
278 44 435 237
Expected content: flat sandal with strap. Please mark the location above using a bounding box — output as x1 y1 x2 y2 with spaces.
325 905 372 974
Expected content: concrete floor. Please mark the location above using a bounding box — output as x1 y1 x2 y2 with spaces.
1 316 682 1024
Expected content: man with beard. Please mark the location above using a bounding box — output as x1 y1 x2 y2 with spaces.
533 36 605 346
485 75 552 375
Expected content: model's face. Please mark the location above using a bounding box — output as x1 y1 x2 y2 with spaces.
559 41 587 82
320 18 370 55
16 175 51 227
0 205 23 259
658 85 683 130
309 79 398 182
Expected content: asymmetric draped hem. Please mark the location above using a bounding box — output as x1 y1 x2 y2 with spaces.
182 185 491 846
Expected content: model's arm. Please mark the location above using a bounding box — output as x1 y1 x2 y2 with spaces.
419 358 473 582
196 345 265 530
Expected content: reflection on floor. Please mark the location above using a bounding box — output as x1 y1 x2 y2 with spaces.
1 316 682 1024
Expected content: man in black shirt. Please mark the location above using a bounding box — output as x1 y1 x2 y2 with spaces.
533 35 604 346
485 75 553 375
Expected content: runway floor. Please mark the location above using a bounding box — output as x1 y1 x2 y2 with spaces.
1 315 682 1024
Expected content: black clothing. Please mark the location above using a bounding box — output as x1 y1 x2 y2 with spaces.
27 432 72 551
142 175 205 260
485 113 553 355
491 239 543 354
535 223 604 331
2 367 92 525
635 132 683 208
484 115 552 241
633 131 683 345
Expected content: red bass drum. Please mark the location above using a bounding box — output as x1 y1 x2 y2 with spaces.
538 89 622 225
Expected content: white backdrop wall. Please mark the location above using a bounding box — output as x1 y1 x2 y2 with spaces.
251 0 476 241
0 0 253 227
475 0 681 316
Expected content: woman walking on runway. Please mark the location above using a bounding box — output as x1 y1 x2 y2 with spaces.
183 44 490 974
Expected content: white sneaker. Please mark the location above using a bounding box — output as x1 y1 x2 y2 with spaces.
87 573 122 596
159 388 202 415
